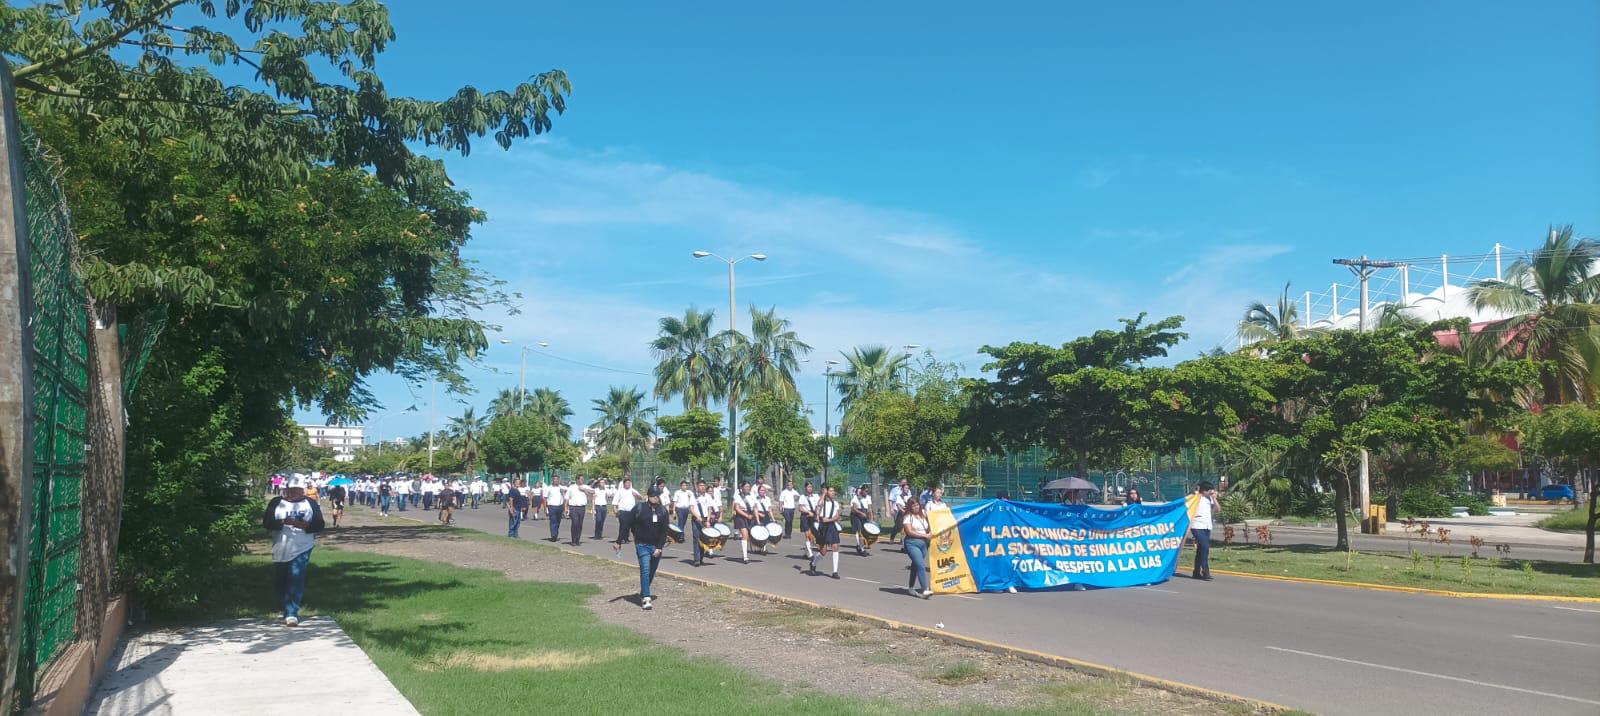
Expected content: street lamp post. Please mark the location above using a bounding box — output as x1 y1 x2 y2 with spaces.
901 344 921 389
499 339 550 415
823 359 838 488
692 250 767 490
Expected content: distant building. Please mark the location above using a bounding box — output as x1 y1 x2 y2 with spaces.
300 424 365 462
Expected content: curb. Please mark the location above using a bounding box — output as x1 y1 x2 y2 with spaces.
1206 568 1600 603
655 569 1295 714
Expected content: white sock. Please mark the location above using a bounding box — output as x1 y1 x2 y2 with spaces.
809 553 817 569
741 540 749 560
805 542 813 557
832 552 840 573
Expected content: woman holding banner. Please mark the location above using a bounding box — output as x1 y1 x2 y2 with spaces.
900 497 933 598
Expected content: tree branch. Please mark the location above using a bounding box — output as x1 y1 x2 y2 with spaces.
14 0 191 80
16 77 311 116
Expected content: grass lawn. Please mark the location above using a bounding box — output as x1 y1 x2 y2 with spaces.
188 547 1181 716
1540 507 1594 532
1185 543 1600 598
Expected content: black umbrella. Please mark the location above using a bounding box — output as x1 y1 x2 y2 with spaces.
1042 477 1101 492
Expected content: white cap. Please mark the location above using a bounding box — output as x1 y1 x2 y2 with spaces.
285 474 308 489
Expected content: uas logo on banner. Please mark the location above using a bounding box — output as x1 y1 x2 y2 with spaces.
928 499 1191 594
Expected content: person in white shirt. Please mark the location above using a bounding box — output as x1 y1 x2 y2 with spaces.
672 480 694 536
901 497 934 599
565 477 594 545
1190 481 1220 581
529 479 545 520
712 478 726 509
262 476 325 626
797 483 820 558
850 485 876 556
591 478 613 541
690 480 718 567
612 478 641 547
469 478 485 509
778 480 801 538
394 478 411 512
808 485 843 579
544 477 566 541
732 483 759 563
887 479 910 544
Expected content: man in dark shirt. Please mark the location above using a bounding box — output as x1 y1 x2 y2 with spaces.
506 479 530 538
628 486 672 610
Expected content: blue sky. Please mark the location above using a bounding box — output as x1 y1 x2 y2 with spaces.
301 1 1600 441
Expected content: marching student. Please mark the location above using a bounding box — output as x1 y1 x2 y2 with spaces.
808 484 843 579
1190 481 1220 581
437 482 456 525
378 479 392 516
262 476 326 626
327 482 346 528
545 476 566 541
529 478 545 520
592 478 612 541
394 477 410 512
733 483 758 563
712 478 726 510
673 480 695 536
690 480 716 567
566 476 594 546
887 479 910 544
613 477 641 547
797 482 819 559
755 484 775 556
778 480 800 538
850 484 876 556
506 479 529 538
469 477 485 508
628 485 672 610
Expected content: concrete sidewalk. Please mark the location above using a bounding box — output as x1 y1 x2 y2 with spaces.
1253 515 1586 549
86 617 418 715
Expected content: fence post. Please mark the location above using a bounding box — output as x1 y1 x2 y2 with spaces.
0 57 39 713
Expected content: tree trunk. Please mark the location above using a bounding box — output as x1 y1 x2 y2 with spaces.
1585 468 1597 565
1332 477 1352 551
1076 450 1088 479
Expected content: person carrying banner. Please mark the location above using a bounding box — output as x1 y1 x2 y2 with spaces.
900 497 933 598
850 484 875 556
1189 481 1220 580
809 485 843 579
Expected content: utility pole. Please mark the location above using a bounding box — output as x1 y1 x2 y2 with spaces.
427 380 435 473
823 363 836 488
1333 256 1403 534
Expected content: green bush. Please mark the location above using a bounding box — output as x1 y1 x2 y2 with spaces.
1291 490 1335 518
1541 508 1591 531
1397 487 1454 518
1456 495 1491 516
1220 492 1253 524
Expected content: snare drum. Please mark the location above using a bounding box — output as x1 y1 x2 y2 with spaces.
667 523 685 544
764 521 783 545
699 525 720 552
750 524 770 543
714 523 733 539
862 521 882 547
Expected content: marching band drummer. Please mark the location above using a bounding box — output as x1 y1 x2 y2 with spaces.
733 483 758 564
797 482 820 559
691 480 719 567
808 484 843 579
850 484 876 556
755 484 775 556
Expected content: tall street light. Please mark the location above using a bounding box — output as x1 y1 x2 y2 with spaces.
823 359 839 488
901 344 922 389
692 250 767 489
498 339 550 414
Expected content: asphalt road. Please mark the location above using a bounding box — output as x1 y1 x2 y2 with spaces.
372 500 1600 716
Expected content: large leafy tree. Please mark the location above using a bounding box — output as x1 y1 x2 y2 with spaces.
650 307 720 410
480 413 571 476
489 388 529 420
833 345 910 424
1468 225 1600 405
841 370 974 492
965 314 1188 478
743 306 811 399
1519 405 1600 563
741 391 818 484
588 386 655 477
448 407 487 476
528 387 573 437
657 408 727 482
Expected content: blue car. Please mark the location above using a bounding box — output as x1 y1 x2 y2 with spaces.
1536 484 1577 501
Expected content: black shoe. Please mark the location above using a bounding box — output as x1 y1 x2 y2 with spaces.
693 560 703 567
1201 574 1214 581
831 572 840 580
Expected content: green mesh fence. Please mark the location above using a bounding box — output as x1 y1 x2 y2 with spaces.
17 125 88 702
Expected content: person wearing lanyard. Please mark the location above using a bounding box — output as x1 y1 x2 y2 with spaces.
591 478 612 541
778 480 800 538
691 481 717 567
850 485 875 556
809 485 843 579
612 478 641 547
797 483 819 559
566 477 593 546
544 477 566 541
628 486 673 610
262 476 325 626
900 497 934 599
672 480 694 537
733 483 758 563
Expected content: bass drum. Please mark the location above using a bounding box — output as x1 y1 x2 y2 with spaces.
750 524 770 543
862 520 882 547
764 521 783 546
666 522 685 544
699 525 721 552
713 523 733 539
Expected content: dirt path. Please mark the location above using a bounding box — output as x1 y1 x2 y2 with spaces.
324 513 1254 715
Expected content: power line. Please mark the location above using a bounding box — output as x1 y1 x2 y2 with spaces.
526 347 653 377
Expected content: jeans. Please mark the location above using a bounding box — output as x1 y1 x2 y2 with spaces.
635 542 662 598
423 494 434 511
676 507 690 536
548 507 564 540
410 493 419 507
507 510 522 538
592 506 608 540
471 494 480 509
380 495 391 512
1192 529 1212 577
397 495 407 511
904 538 930 593
273 548 314 618
569 508 586 543
782 508 795 537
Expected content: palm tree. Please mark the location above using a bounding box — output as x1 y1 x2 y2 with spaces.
834 345 911 423
589 386 657 477
1238 282 1313 345
527 387 574 437
743 306 812 400
489 388 529 419
650 307 721 410
448 407 488 476
1468 225 1600 405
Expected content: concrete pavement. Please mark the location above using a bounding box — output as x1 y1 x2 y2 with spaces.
403 500 1600 716
86 617 418 715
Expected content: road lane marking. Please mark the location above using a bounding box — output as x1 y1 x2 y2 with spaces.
846 577 879 584
1264 646 1600 707
951 594 982 601
1512 634 1600 648
1552 606 1600 614
1136 587 1180 594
